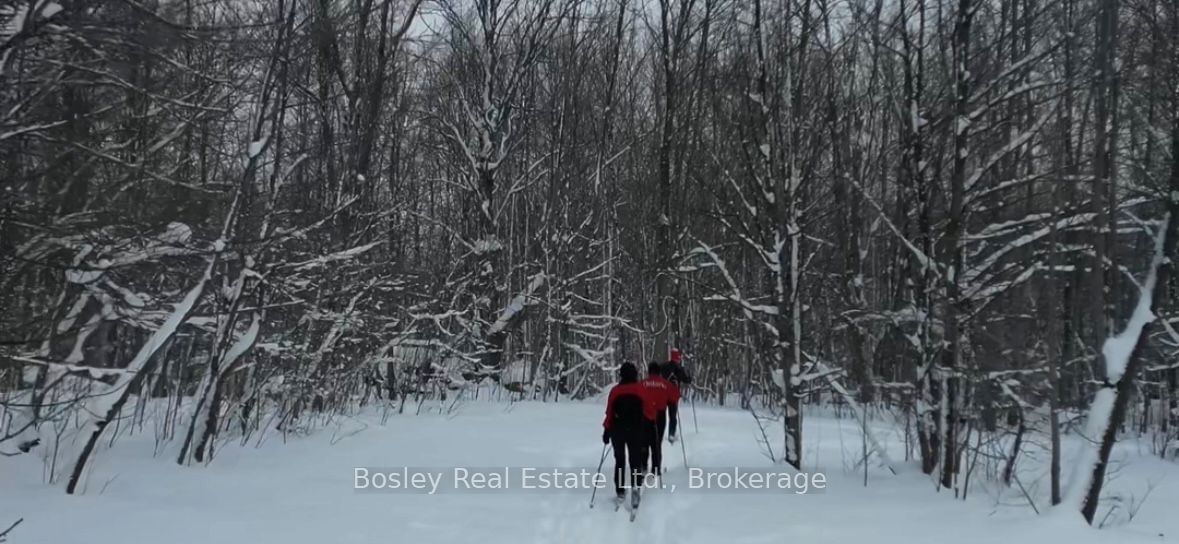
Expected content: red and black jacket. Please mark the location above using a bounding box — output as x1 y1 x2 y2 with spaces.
662 361 693 386
603 382 656 431
640 375 680 410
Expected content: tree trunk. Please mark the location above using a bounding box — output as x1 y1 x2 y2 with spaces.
1077 118 1179 522
941 0 972 490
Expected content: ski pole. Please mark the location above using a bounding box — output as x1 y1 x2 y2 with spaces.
589 442 609 508
678 409 688 468
690 386 699 433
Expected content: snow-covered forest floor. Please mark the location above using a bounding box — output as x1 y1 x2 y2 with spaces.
1 400 1174 544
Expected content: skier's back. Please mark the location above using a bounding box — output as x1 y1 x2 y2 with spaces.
602 362 655 507
641 362 679 476
661 348 692 443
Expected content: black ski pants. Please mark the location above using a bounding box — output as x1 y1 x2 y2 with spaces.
650 409 667 473
611 425 649 495
667 401 679 438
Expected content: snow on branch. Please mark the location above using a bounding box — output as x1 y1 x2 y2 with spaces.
76 258 213 423
486 272 547 336
281 241 382 272
223 315 261 372
962 213 1095 291
65 240 221 492
560 343 613 377
846 178 938 276
4 355 134 381
964 103 1056 193
57 222 199 285
688 241 780 318
968 48 1056 104
1101 218 1168 385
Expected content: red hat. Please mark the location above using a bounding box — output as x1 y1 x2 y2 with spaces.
669 348 681 363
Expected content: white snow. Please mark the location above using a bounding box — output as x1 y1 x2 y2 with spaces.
1061 387 1117 511
285 241 381 272
486 273 546 335
771 368 785 389
40 2 62 18
474 237 504 255
1101 305 1153 385
956 116 971 136
64 267 103 284
500 359 531 383
160 222 193 245
0 3 28 39
247 137 268 159
1 401 1174 543
63 311 99 364
1099 214 1168 384
223 315 261 367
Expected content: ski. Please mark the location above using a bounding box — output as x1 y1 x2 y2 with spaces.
628 489 641 522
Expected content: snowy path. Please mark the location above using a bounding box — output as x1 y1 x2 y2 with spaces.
2 401 1175 544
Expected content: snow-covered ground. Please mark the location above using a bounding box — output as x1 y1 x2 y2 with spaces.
1 400 1175 544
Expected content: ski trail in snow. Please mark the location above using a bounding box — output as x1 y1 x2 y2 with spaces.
530 443 695 543
529 447 627 543
639 469 696 542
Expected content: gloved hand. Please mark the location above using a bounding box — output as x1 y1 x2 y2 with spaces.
602 429 611 444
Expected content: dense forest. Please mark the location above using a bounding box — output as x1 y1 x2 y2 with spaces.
2 0 1178 524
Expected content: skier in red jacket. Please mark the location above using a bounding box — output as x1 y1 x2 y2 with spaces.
641 362 680 476
662 348 692 443
602 362 655 507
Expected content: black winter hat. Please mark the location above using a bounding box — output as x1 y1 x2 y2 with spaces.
618 362 639 383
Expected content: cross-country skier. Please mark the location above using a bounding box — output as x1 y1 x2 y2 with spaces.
641 362 679 476
662 348 693 444
602 362 655 508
